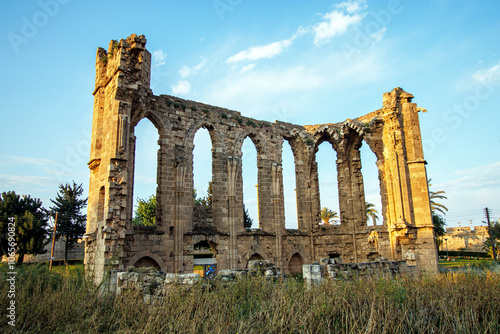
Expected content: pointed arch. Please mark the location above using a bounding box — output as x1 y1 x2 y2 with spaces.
241 136 259 227
282 139 298 229
360 140 383 226
129 117 160 228
288 253 304 274
127 250 167 272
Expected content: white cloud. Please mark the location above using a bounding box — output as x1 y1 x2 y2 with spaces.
179 57 207 78
226 39 293 63
472 61 500 83
435 161 500 194
206 66 322 110
152 49 167 68
312 2 366 46
171 80 191 95
240 63 255 73
336 0 367 14
0 155 53 167
0 174 54 188
371 27 387 43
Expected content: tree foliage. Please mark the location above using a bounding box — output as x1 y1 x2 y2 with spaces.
243 206 253 229
483 221 500 259
432 213 446 247
133 195 156 226
50 182 87 264
365 202 379 225
428 179 448 245
0 191 49 263
320 207 338 225
194 181 213 208
428 179 448 215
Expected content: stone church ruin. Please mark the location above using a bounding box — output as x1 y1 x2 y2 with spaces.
84 34 438 283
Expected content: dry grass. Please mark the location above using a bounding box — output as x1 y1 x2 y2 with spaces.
1 264 499 333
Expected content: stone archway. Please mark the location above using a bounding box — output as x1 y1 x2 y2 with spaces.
288 253 303 274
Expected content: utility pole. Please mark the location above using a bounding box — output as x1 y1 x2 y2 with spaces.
49 212 58 271
485 208 497 260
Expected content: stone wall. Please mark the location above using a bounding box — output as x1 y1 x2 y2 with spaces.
84 34 438 284
442 226 490 252
303 258 418 287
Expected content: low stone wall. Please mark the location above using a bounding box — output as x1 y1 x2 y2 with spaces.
218 260 282 281
107 268 200 304
108 260 282 303
303 258 418 287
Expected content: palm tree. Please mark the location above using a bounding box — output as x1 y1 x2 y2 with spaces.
320 207 338 225
365 202 379 225
428 179 448 215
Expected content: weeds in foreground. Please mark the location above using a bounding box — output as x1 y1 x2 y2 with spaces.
0 264 499 333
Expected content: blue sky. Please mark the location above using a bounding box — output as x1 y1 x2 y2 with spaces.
1 0 499 228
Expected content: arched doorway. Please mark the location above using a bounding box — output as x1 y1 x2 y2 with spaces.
192 240 217 279
246 253 264 268
288 253 303 274
133 256 160 270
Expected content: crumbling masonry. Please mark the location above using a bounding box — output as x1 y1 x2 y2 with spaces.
85 34 438 283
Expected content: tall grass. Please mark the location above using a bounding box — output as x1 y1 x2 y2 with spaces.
1 264 499 333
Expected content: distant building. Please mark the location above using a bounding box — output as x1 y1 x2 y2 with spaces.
441 226 488 252
1 239 84 263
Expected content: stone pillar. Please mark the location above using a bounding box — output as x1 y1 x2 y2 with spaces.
257 155 273 233
227 156 241 269
271 163 284 269
174 163 186 273
381 88 438 273
85 34 151 284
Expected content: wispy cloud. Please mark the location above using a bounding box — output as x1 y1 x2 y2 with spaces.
0 174 54 188
371 27 387 44
206 66 322 112
224 1 368 64
240 63 255 73
312 1 367 46
435 161 500 192
226 39 293 63
336 0 367 14
179 57 207 78
152 49 167 68
171 80 191 95
0 155 53 167
472 61 500 83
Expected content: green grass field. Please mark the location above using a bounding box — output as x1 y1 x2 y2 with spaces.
439 258 496 268
1 262 499 333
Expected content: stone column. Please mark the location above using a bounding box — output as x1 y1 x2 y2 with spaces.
227 156 241 269
271 163 284 269
174 163 186 273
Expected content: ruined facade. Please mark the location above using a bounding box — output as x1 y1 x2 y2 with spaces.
84 34 438 283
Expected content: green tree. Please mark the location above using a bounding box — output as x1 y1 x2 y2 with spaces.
320 207 338 225
483 221 500 260
365 202 379 225
243 206 253 229
0 191 49 263
193 188 203 206
428 179 448 246
205 181 213 207
432 213 446 248
50 182 87 264
133 195 156 226
428 179 448 215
